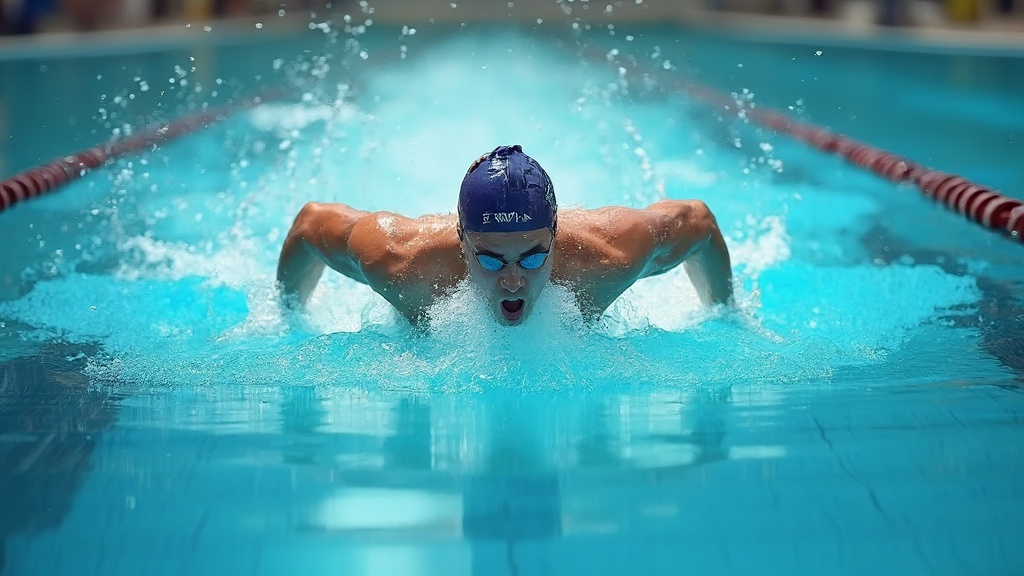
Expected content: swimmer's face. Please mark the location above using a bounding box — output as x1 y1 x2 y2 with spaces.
462 228 555 326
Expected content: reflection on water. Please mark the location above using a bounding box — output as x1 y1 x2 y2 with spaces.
0 348 119 574
246 385 743 576
286 384 741 569
1 360 1023 575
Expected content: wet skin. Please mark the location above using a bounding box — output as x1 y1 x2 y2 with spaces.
276 200 733 325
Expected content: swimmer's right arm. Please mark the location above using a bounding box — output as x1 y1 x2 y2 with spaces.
276 202 372 305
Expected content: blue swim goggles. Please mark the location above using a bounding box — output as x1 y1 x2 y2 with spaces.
475 251 549 272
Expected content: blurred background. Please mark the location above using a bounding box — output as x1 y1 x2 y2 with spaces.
0 0 1021 35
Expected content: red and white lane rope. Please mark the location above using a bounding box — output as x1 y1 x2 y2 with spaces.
0 95 268 215
610 52 1023 243
749 106 1024 242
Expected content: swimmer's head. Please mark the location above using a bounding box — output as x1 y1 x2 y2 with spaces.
457 145 557 236
457 145 557 326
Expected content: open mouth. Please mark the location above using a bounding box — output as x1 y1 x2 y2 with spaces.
501 298 526 322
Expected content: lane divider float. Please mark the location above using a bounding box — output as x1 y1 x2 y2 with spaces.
0 95 268 215
602 49 1023 243
751 106 1024 242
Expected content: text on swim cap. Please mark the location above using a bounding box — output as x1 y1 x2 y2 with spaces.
482 212 533 225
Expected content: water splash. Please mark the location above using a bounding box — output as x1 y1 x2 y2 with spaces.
0 30 985 395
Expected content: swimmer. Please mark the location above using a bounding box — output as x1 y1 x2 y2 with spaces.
277 145 732 325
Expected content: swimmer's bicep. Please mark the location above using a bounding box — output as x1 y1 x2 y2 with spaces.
291 204 382 284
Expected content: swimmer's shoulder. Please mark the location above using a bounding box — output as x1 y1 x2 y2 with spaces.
553 207 656 312
350 211 465 283
346 211 464 322
556 207 656 269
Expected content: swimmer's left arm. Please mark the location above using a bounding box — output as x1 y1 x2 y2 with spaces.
643 200 733 306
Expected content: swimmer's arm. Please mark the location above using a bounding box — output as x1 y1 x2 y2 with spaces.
277 202 371 305
643 200 733 306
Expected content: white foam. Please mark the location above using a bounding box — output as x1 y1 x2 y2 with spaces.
248 101 359 136
655 158 720 189
730 215 792 277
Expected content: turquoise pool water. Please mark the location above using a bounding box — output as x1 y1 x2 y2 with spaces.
1 14 1023 576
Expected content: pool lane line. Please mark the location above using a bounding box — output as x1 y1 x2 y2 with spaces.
744 105 1024 243
591 46 1023 243
0 94 272 216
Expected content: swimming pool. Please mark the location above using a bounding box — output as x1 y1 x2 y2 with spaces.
1 9 1023 576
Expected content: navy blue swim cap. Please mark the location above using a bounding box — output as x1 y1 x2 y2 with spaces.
458 145 556 234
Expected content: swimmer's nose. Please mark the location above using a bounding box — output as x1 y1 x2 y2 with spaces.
500 269 524 292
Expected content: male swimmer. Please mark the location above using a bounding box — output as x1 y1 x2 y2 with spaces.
277 145 732 325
